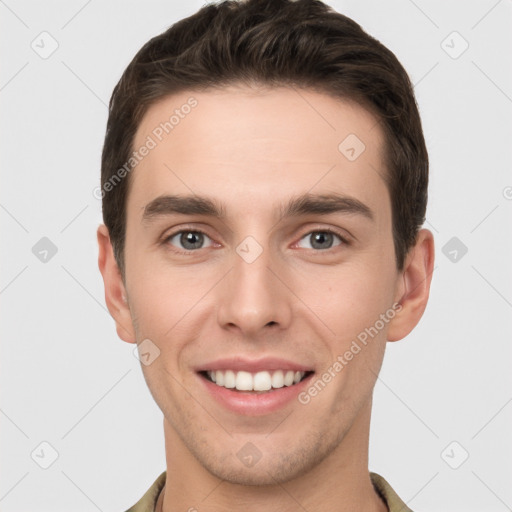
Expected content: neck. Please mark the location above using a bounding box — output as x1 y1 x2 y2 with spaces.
160 402 387 512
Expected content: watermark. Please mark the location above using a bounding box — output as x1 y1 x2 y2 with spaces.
93 97 198 200
338 133 366 161
235 235 264 264
133 338 161 366
32 236 58 263
31 441 59 469
440 440 469 469
442 236 468 263
440 31 469 60
298 302 402 405
236 442 263 468
31 31 59 60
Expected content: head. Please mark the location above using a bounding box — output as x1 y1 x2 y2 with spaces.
98 0 434 487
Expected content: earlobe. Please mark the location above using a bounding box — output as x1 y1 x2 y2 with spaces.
387 228 435 342
96 224 137 344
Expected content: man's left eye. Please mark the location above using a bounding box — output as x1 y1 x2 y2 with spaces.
297 231 345 250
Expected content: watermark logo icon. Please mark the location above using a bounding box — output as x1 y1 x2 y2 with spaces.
442 236 468 263
441 31 469 60
31 441 59 469
32 237 58 263
133 338 161 366
338 134 366 161
236 442 262 468
441 441 469 469
236 236 263 264
31 31 59 59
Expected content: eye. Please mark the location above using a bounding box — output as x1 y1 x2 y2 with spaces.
164 230 215 252
296 230 347 251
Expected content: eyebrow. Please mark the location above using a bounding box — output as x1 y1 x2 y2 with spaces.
141 192 374 224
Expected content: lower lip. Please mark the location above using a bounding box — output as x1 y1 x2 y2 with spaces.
198 372 314 416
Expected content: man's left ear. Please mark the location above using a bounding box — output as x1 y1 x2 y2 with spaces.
387 228 435 341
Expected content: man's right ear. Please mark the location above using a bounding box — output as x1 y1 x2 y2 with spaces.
96 224 137 344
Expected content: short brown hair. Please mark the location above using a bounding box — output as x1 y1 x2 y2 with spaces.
100 0 428 279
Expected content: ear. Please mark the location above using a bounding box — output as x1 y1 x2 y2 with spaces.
97 224 137 344
387 228 435 342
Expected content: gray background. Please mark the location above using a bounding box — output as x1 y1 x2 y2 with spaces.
1 0 511 510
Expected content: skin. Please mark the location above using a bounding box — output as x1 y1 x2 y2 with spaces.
97 85 434 512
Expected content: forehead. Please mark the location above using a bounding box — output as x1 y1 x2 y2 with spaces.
128 85 388 222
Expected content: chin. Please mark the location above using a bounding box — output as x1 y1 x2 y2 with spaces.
196 439 329 487
204 460 304 486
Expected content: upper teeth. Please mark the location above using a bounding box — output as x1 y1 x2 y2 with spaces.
207 370 306 391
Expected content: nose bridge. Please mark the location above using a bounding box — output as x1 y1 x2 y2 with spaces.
216 233 291 333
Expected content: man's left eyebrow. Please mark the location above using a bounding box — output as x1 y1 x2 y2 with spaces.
281 193 374 221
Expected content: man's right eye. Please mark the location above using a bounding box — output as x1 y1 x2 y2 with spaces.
163 229 215 253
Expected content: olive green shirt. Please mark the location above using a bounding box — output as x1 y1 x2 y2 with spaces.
124 471 413 511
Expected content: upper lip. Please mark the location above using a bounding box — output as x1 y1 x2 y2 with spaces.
195 356 314 373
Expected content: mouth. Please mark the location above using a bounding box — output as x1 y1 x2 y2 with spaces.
195 357 316 415
199 369 315 393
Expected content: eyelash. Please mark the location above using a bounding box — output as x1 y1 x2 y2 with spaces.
161 226 350 255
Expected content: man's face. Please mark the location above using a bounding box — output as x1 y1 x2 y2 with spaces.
123 86 403 484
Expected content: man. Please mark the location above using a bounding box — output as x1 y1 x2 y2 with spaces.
97 0 434 510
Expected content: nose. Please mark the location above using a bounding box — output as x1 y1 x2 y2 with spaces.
216 241 292 338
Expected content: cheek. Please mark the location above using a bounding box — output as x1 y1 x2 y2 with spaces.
125 252 219 363
297 257 397 334
311 266 393 407
125 241 183 325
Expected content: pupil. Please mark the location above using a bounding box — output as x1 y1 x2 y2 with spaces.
182 232 203 250
312 232 332 250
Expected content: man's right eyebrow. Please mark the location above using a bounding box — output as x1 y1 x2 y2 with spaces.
142 195 226 224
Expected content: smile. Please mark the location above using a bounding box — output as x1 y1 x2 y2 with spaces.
195 357 315 415
202 369 312 392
